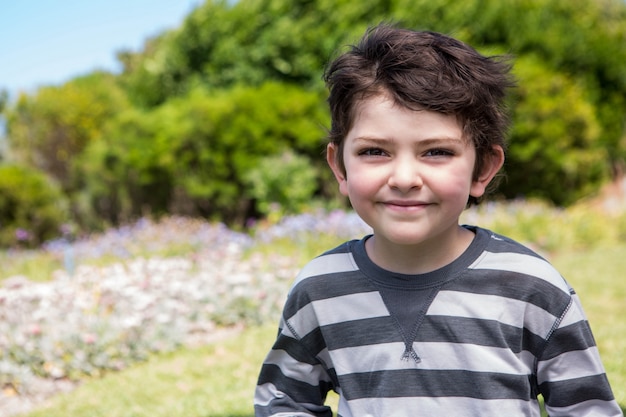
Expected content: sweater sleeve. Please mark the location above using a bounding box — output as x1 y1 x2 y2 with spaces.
254 319 335 417
537 292 623 416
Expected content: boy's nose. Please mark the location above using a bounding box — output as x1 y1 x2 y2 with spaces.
388 158 423 191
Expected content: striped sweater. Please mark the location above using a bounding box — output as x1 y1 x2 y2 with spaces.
255 227 622 416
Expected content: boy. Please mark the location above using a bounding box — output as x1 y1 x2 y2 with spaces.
254 24 622 416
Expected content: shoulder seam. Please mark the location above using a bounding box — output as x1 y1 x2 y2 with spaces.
534 296 574 373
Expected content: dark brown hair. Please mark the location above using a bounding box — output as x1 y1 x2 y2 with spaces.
324 24 515 204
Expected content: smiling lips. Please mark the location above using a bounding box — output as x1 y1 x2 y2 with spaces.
383 200 431 210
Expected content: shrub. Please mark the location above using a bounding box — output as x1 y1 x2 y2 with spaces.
0 165 68 247
505 56 607 205
82 82 328 225
244 150 319 216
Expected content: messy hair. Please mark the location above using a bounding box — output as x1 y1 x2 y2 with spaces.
324 24 515 205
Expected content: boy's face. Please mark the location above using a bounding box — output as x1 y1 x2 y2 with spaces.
327 94 502 251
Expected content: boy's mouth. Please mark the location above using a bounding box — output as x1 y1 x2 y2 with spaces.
383 200 431 209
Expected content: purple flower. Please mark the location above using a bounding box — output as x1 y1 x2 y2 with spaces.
15 228 30 241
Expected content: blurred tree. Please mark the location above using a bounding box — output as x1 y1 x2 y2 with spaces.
0 89 8 114
0 88 7 162
243 150 319 216
0 164 68 247
117 0 393 107
82 82 328 224
506 55 606 205
4 72 129 192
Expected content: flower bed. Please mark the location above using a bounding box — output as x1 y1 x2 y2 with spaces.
0 211 371 395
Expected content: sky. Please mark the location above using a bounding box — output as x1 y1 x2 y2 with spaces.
0 0 202 98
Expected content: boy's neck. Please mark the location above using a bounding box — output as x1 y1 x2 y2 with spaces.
365 225 475 275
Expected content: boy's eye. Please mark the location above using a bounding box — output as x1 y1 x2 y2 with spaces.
359 148 387 156
424 148 453 157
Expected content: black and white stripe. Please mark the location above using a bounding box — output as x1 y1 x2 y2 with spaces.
254 228 621 417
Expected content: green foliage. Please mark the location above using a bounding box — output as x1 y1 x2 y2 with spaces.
505 56 607 205
4 72 129 191
0 164 68 247
78 106 172 225
118 0 393 106
244 150 319 216
82 82 328 224
0 88 8 113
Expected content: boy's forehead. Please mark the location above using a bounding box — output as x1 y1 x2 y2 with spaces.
346 94 471 146
353 92 431 119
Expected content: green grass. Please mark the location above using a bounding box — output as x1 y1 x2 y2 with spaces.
0 250 63 282
23 243 626 416
24 327 273 417
552 244 626 406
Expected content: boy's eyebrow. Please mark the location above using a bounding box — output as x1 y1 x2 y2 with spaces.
352 136 466 146
351 137 392 145
415 137 467 147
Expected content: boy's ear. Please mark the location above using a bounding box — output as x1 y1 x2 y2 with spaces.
470 145 505 198
326 143 349 196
